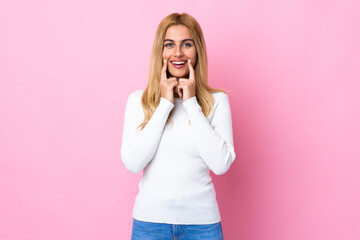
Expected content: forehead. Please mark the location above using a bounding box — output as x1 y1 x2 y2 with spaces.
165 25 192 39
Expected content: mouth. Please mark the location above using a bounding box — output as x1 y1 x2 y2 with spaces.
171 60 186 69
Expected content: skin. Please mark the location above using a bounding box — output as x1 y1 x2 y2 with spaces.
160 25 197 104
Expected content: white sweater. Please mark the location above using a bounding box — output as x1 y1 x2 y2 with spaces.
121 89 236 224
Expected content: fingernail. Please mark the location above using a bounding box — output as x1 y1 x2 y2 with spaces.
164 59 166 63
188 59 191 62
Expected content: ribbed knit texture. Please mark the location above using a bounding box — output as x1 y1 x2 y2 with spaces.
121 89 236 224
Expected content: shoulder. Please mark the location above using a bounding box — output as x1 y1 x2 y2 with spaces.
209 91 232 115
129 89 145 99
210 91 229 104
124 89 145 111
127 89 145 103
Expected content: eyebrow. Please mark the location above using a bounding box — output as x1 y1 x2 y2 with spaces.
163 38 194 43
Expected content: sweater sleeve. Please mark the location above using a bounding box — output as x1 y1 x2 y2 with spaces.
182 94 236 175
121 93 175 173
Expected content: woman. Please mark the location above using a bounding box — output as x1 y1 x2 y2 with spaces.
121 12 236 240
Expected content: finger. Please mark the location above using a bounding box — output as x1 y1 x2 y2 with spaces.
169 77 178 88
178 85 182 98
177 85 183 98
161 59 168 80
169 77 177 83
188 59 195 80
178 78 189 83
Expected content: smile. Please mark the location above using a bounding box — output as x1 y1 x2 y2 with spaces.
171 61 186 69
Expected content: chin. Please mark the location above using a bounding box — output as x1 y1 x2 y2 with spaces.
170 71 189 78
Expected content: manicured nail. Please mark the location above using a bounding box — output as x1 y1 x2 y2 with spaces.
164 59 166 63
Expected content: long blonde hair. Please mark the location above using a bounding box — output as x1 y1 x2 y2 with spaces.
138 12 226 130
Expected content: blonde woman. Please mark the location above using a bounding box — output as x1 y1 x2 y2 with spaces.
121 12 236 240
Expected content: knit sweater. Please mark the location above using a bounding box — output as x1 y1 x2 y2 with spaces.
120 89 236 224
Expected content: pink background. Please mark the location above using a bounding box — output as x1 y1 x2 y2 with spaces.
1 0 359 239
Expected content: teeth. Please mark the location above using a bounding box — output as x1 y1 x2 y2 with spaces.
172 61 186 65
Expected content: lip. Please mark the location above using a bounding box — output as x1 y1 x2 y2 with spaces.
170 59 187 69
171 61 186 69
171 59 187 62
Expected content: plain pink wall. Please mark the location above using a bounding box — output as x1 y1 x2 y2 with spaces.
1 0 359 239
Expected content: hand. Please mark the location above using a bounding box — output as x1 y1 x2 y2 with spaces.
160 59 178 104
177 59 196 102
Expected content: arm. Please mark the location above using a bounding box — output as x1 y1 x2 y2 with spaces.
182 93 236 175
120 93 175 173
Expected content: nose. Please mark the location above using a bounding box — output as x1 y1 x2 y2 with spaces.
174 44 184 57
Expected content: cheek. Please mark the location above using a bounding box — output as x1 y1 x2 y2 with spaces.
162 51 167 59
191 55 197 66
162 49 171 57
190 50 197 62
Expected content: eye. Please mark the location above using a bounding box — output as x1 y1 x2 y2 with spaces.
164 42 192 48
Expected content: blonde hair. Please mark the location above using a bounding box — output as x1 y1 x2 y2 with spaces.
138 12 226 130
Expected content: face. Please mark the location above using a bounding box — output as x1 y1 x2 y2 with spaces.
162 25 197 78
